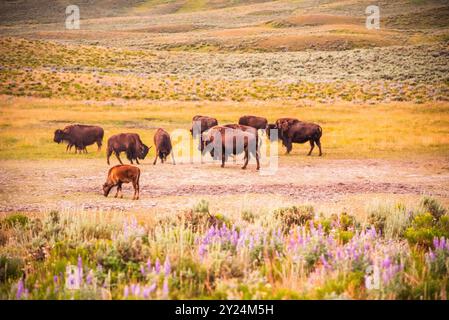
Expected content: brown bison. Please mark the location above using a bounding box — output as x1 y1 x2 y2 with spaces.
103 165 140 200
278 121 323 155
266 118 300 140
54 124 104 153
201 126 260 170
106 133 150 165
238 115 268 130
153 128 175 165
190 115 218 137
223 124 260 151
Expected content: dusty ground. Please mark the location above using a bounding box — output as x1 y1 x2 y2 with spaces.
1 156 448 219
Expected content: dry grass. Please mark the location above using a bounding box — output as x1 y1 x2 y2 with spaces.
1 96 448 160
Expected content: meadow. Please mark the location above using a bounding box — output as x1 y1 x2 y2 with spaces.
0 0 449 300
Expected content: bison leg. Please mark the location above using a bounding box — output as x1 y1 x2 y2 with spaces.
114 152 123 165
316 139 322 156
171 152 176 165
307 140 315 156
285 138 293 154
242 148 249 170
153 149 158 165
221 153 226 168
97 140 102 151
114 184 120 198
132 180 139 200
255 149 260 171
66 144 71 153
106 149 112 165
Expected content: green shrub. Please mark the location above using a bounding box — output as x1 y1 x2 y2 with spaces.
1 213 29 228
420 197 446 220
241 210 255 223
367 202 412 238
0 255 23 282
274 205 314 231
192 199 209 214
404 213 449 247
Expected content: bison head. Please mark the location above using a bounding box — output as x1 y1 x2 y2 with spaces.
103 182 113 197
138 144 150 160
53 129 65 143
266 124 279 140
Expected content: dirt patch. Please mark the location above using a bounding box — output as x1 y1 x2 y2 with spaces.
0 158 448 213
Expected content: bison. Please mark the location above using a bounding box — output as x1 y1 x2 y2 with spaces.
103 164 140 200
201 126 260 170
106 133 150 165
278 121 323 156
238 115 268 130
153 128 175 165
53 124 104 153
190 115 218 137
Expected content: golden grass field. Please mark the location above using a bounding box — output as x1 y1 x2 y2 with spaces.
1 0 449 301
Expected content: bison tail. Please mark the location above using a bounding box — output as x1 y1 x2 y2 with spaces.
317 126 323 138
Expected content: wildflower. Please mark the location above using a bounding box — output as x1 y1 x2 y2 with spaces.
77 255 83 284
149 282 157 293
140 265 146 276
146 257 151 272
123 286 129 299
155 258 161 274
86 269 94 285
162 279 169 298
16 279 24 299
164 257 171 276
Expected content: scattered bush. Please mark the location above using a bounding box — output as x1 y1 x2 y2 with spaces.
1 213 29 228
404 213 449 247
274 205 314 231
0 255 23 282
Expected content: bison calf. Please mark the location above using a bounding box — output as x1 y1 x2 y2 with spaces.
103 165 140 200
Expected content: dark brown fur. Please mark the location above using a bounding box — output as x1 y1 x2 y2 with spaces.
153 128 175 165
106 133 150 165
54 124 104 153
280 121 323 156
238 115 268 130
201 126 260 170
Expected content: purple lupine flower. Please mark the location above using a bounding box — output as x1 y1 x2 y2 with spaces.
149 282 157 293
199 243 207 259
53 275 59 285
86 270 93 285
123 286 129 299
164 257 171 276
146 258 152 272
143 286 150 299
140 265 146 276
162 279 169 298
133 284 141 296
77 256 83 284
16 279 24 299
382 257 391 269
155 258 161 274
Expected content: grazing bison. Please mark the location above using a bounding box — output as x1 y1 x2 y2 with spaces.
238 115 268 130
106 133 150 165
266 118 300 140
190 115 218 137
223 123 260 151
53 124 104 153
201 126 260 170
153 128 175 165
103 165 140 200
279 121 323 156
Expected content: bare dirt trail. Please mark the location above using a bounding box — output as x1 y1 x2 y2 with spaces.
0 157 448 215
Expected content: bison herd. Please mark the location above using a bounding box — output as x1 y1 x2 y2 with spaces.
53 115 322 199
